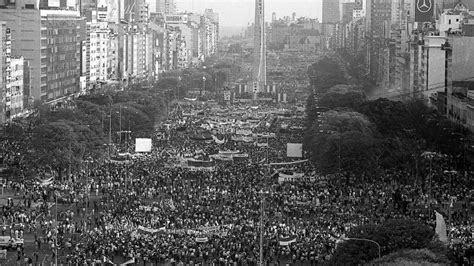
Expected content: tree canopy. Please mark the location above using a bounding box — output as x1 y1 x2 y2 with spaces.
329 219 445 265
308 57 347 94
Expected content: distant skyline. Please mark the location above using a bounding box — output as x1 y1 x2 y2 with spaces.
176 0 323 27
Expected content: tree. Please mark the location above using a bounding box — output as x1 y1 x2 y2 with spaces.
370 248 449 265
30 121 77 179
318 85 365 109
317 110 376 136
306 110 381 177
30 120 106 179
329 219 441 265
308 57 347 94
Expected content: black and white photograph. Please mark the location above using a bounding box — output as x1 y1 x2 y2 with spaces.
0 0 473 264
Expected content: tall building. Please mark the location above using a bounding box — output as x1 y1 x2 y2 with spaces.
8 57 24 118
365 0 392 83
322 0 340 24
436 0 474 10
341 2 357 24
121 0 149 23
204 9 219 57
253 0 266 94
154 0 176 14
0 7 85 104
0 22 10 124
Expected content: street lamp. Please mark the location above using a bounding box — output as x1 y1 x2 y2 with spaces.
202 76 207 97
341 237 381 259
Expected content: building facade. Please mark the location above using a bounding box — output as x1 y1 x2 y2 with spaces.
8 57 24 118
0 8 85 104
0 22 10 123
322 0 340 24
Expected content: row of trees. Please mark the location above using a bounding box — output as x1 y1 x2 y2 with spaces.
305 55 471 183
1 60 232 180
2 83 169 180
305 54 472 264
328 219 448 265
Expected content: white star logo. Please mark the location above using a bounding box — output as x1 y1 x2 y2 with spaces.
417 0 432 13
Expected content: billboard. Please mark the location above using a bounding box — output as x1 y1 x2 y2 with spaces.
415 0 434 22
135 138 152 153
165 15 188 23
224 91 231 101
287 143 303 158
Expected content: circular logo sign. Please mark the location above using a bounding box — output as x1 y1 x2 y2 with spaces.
417 0 432 13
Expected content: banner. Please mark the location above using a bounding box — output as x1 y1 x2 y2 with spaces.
231 136 254 142
36 176 54 187
415 0 434 22
278 173 315 184
256 142 268 147
232 153 249 159
195 225 231 237
287 143 303 158
138 205 159 212
236 129 252 136
219 150 240 155
279 236 297 246
120 258 135 266
135 138 152 153
196 236 209 243
435 211 448 243
210 154 233 161
187 159 215 168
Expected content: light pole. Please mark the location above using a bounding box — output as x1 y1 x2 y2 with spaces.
108 108 112 161
119 104 122 143
202 76 206 97
54 189 58 266
341 237 381 259
259 135 270 266
421 151 438 198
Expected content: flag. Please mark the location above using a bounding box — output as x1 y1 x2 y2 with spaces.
103 256 114 264
120 258 135 265
415 0 434 22
279 235 297 246
36 176 54 187
435 211 448 243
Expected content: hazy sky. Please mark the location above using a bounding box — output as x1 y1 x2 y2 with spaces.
176 0 323 27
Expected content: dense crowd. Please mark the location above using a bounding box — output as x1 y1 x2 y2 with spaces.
0 102 472 265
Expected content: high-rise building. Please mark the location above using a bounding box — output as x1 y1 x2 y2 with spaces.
253 0 266 94
8 56 24 118
436 0 474 10
365 0 392 83
322 0 340 24
341 2 357 23
0 7 85 104
204 9 219 57
154 0 176 14
0 21 10 123
121 0 149 23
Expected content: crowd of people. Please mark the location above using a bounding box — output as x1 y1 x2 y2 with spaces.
0 102 472 265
